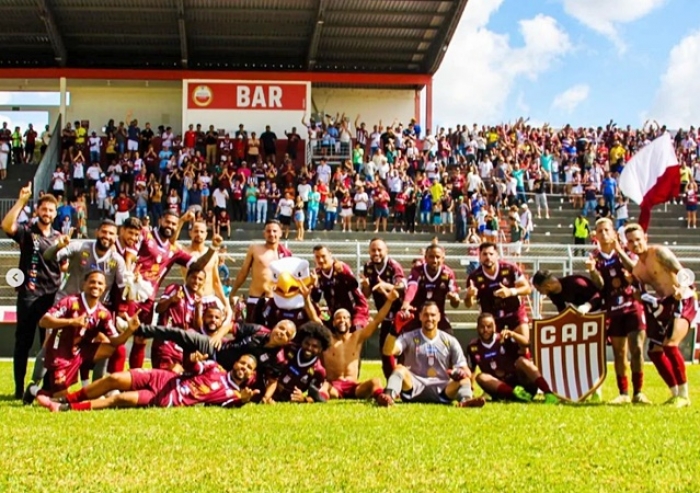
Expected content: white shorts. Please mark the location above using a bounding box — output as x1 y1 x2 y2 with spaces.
115 211 130 225
127 140 139 152
441 212 453 225
400 373 451 404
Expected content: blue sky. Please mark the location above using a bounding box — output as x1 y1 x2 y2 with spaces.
433 0 700 129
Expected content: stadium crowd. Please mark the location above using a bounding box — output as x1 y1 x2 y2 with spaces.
8 115 698 249
3 170 697 409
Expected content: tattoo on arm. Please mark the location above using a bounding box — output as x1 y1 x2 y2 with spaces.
657 247 682 274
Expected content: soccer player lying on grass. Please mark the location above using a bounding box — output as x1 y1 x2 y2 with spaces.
134 306 297 374
261 322 332 404
37 270 140 398
36 350 259 412
377 302 485 408
308 287 399 400
466 313 558 403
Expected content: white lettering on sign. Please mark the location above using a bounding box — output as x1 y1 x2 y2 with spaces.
236 85 283 109
540 321 599 344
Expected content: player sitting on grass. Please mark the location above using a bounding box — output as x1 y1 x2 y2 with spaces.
37 314 259 412
262 322 332 404
466 313 559 403
377 302 485 408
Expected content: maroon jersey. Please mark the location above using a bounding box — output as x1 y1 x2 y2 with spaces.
166 361 251 408
261 299 310 329
467 261 524 318
45 294 117 362
272 347 326 402
159 283 199 329
592 249 640 316
115 238 138 260
406 264 458 314
546 275 602 313
136 229 193 299
315 261 370 325
466 334 520 378
362 258 405 319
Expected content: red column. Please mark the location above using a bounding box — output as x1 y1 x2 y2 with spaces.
414 89 421 124
425 78 433 134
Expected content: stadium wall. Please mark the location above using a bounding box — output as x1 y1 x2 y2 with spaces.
310 88 415 127
47 86 182 133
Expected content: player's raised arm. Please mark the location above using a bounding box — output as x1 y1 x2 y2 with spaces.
358 288 399 343
229 246 254 298
614 240 637 272
190 234 223 271
2 181 32 236
42 228 76 261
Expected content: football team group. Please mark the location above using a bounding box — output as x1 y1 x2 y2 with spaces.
4 181 695 411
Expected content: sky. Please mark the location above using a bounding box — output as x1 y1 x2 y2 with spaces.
433 0 700 129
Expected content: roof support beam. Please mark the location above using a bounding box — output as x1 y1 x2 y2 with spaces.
36 0 66 67
306 0 327 70
425 0 469 73
175 0 189 68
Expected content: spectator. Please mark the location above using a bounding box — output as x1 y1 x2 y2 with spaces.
277 192 295 239
573 213 590 256
294 195 305 241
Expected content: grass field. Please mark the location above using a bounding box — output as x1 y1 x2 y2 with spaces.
2 361 700 493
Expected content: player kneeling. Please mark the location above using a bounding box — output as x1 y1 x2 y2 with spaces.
377 302 485 408
467 313 558 403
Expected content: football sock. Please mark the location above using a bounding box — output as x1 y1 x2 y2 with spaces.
108 345 126 373
30 348 46 383
381 355 396 380
616 375 629 395
632 372 643 395
678 383 689 399
663 346 687 385
384 370 403 398
66 388 89 403
92 359 108 381
129 343 147 369
647 350 677 389
495 383 514 399
371 388 383 399
69 401 92 411
534 377 552 394
457 384 473 401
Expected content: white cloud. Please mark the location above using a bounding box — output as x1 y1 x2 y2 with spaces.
562 0 668 53
551 84 590 113
648 31 700 128
434 1 572 127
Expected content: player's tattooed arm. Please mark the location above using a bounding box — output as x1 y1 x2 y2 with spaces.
655 246 682 274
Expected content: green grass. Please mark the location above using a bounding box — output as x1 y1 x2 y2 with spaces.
2 362 700 492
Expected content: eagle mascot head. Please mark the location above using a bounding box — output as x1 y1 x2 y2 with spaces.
269 257 313 310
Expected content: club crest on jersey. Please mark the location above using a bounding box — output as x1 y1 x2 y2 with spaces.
532 307 607 403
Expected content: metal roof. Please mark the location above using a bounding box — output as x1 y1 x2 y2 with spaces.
0 0 468 75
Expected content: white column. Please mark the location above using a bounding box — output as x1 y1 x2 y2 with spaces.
59 77 67 126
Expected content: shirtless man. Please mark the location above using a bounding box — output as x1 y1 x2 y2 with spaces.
229 219 292 324
180 221 231 325
619 223 697 407
315 288 399 400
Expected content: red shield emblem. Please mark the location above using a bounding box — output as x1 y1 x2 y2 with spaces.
532 307 607 402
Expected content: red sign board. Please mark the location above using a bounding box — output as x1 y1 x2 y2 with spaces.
187 82 307 111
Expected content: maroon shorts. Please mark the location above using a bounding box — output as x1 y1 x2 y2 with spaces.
150 339 183 370
129 368 179 406
495 309 529 332
330 379 359 399
646 296 698 345
607 309 646 338
47 343 100 393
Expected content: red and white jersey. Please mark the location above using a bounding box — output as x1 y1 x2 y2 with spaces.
406 264 458 313
45 294 117 361
135 230 193 299
159 283 199 330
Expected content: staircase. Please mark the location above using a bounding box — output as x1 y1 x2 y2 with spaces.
527 197 698 245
